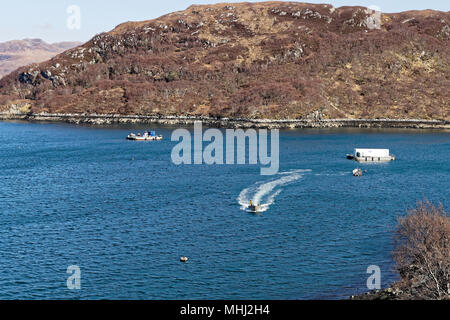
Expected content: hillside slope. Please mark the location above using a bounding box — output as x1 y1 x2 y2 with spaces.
0 39 81 78
0 2 448 120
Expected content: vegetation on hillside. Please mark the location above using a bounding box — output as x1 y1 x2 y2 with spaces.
0 39 81 78
0 2 448 120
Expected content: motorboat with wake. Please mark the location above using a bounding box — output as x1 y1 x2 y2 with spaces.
126 131 163 141
247 200 262 213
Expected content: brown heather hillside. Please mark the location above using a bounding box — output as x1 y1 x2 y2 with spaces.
0 39 81 78
0 2 449 120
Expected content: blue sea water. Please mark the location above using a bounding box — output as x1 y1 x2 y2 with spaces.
0 121 448 300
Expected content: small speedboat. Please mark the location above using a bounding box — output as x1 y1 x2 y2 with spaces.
247 200 262 213
126 131 163 141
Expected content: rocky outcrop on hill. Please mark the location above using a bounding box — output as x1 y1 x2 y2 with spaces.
0 39 81 78
0 2 448 121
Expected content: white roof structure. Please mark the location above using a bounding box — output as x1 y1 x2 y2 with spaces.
354 149 390 158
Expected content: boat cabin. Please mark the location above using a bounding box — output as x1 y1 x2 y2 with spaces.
347 148 395 162
354 149 390 158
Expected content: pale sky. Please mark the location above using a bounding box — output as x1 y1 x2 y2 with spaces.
1 0 449 43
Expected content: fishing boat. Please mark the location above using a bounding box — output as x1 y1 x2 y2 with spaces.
126 131 163 141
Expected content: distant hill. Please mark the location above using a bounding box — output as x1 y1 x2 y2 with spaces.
0 39 81 78
0 2 448 120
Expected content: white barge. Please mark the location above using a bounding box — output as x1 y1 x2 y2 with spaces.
347 148 395 162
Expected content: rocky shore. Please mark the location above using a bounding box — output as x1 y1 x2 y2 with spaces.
1 112 449 129
350 287 404 300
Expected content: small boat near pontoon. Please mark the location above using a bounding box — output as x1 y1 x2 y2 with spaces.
353 168 363 177
126 131 163 141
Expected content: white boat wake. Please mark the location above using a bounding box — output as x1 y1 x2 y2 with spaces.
237 169 311 213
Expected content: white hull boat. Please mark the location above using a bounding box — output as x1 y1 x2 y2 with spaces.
127 131 163 141
347 148 395 162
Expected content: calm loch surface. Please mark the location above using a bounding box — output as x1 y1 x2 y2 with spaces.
0 121 448 299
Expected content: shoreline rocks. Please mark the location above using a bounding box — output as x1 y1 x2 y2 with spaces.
0 112 449 129
350 287 404 300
